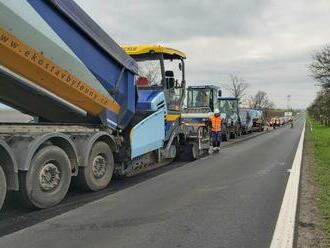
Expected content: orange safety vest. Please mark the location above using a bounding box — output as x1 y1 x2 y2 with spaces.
210 115 222 132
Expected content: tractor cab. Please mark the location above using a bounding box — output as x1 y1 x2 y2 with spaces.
217 97 241 140
186 85 222 113
218 97 239 116
122 44 188 146
122 44 186 113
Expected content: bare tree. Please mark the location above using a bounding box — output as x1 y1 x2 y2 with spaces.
249 91 274 109
225 74 248 98
308 88 330 126
310 44 330 88
138 61 160 85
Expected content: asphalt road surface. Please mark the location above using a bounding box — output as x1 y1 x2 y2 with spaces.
0 118 304 248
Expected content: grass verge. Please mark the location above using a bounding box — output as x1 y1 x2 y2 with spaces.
307 117 330 239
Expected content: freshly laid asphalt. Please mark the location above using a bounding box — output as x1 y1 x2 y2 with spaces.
0 118 304 248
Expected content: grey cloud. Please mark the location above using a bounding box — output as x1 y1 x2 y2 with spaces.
77 0 270 42
75 0 329 108
185 50 317 108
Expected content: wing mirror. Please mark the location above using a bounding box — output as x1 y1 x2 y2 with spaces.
217 90 222 97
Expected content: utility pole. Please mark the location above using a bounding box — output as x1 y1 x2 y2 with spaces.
287 94 291 110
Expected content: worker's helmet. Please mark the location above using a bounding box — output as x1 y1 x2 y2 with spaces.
214 108 220 114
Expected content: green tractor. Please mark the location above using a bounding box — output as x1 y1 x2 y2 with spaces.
181 85 222 158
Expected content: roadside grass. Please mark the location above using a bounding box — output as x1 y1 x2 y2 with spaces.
307 117 330 237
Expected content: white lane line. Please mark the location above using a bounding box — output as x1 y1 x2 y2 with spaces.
270 122 305 248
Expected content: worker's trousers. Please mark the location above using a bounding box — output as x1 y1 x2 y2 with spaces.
211 131 222 147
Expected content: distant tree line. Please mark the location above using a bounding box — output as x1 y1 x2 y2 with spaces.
308 44 330 126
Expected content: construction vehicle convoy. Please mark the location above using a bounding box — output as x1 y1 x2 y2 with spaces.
0 1 288 212
0 0 196 211
264 109 292 128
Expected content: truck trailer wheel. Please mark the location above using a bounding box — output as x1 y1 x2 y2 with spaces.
76 142 114 191
18 146 71 209
0 166 6 210
222 129 229 142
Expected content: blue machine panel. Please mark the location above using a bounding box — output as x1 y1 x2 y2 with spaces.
136 89 166 112
130 109 165 159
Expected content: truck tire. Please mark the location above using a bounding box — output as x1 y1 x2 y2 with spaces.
222 129 229 142
18 146 71 209
237 128 242 137
0 166 6 210
230 130 236 139
76 142 114 191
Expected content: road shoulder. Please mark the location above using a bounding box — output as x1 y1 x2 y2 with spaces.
296 126 327 247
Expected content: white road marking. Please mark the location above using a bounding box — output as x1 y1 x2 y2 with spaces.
270 122 305 248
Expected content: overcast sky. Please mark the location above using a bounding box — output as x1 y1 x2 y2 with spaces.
75 0 330 109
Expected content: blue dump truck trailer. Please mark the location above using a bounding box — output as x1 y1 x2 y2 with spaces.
0 0 191 210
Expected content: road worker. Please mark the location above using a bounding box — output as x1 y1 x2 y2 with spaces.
209 108 223 151
290 118 294 128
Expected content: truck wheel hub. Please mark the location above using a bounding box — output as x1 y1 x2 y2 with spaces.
92 155 106 179
39 163 61 192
